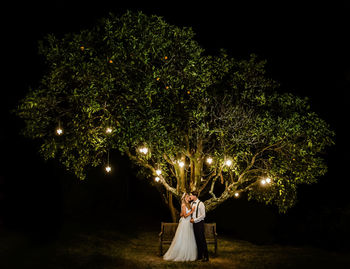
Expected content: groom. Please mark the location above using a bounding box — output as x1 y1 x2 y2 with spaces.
190 191 209 262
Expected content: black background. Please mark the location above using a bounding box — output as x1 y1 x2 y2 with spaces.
1 1 349 249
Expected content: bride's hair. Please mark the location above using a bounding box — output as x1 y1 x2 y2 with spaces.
181 193 191 210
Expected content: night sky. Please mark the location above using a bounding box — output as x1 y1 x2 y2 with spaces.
1 1 349 247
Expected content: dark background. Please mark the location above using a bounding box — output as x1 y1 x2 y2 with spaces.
1 1 349 250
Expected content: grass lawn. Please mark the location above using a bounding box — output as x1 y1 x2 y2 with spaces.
1 220 349 269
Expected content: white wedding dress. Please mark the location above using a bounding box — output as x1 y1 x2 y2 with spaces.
163 207 197 261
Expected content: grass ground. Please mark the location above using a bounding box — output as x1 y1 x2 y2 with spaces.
1 221 349 269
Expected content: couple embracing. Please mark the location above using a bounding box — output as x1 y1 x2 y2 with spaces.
163 191 209 262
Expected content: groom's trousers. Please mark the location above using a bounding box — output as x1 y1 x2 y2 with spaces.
193 220 209 260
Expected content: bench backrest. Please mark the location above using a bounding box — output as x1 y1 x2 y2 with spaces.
204 223 217 239
160 222 216 240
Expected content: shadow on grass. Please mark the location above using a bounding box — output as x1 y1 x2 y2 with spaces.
1 220 350 269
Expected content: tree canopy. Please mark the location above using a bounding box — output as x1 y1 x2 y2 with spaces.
15 11 335 220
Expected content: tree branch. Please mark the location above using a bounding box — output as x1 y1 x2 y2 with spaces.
163 153 177 177
238 140 284 182
199 168 216 193
125 148 178 196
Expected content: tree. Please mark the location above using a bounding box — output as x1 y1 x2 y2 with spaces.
15 11 334 222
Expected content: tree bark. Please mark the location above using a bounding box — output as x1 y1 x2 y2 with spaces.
194 139 203 191
167 192 178 222
179 155 186 193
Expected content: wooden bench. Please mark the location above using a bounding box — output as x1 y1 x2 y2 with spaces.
159 222 218 256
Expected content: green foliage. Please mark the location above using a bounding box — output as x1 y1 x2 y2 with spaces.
15 11 334 213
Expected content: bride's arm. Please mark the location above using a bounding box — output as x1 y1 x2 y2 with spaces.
179 205 185 217
179 204 186 217
182 205 195 218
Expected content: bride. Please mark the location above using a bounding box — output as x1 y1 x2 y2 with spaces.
163 193 198 261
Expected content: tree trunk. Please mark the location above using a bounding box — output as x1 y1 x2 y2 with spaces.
194 139 203 190
179 155 186 193
167 192 178 222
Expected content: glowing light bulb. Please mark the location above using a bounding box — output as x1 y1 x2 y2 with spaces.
225 159 232 166
156 169 162 175
105 166 111 173
139 147 148 154
56 128 63 135
206 157 213 164
261 179 266 185
266 177 271 184
178 161 185 168
155 176 160 182
234 192 239 197
106 127 112 134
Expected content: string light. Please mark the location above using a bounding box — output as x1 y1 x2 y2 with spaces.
261 179 266 185
156 169 162 175
266 177 271 184
234 192 239 198
106 127 112 134
206 157 213 164
155 176 160 182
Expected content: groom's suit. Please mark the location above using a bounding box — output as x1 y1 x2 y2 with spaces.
191 199 209 261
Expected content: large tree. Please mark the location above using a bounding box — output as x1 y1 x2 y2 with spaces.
15 11 334 222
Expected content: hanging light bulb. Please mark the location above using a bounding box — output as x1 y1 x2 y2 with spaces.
206 157 213 164
105 150 111 173
234 192 239 198
105 166 112 173
155 176 160 182
266 177 271 184
139 147 148 154
178 161 185 168
225 159 232 166
106 127 112 134
261 179 266 185
156 169 162 175
56 128 63 135
56 120 63 135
